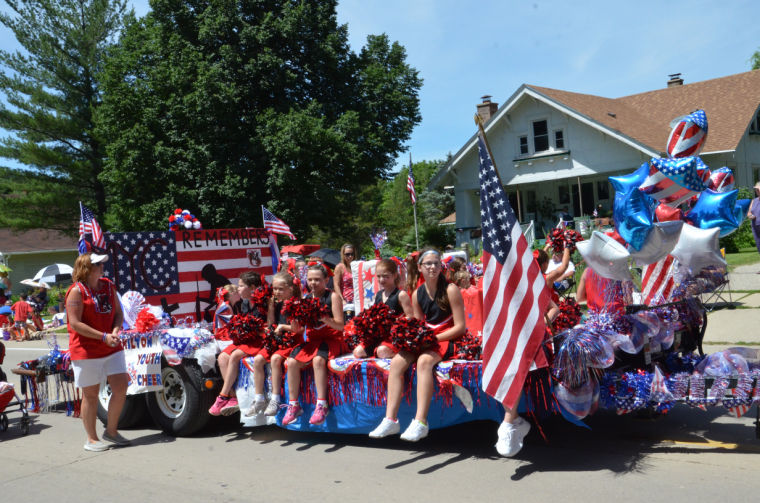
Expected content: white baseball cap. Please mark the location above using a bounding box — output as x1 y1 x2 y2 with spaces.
91 253 109 264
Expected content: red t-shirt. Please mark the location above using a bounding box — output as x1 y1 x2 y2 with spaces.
12 300 31 322
67 278 122 360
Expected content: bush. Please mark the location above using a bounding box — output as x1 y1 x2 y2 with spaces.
719 187 755 253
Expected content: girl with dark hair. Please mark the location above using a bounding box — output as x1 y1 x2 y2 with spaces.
369 248 465 442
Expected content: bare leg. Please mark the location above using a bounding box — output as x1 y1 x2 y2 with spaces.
503 402 521 423
81 384 100 443
352 345 368 358
414 351 442 422
105 373 129 436
385 351 414 420
270 354 284 395
313 356 327 400
287 358 303 401
252 354 266 395
375 345 396 359
220 350 245 396
217 352 230 384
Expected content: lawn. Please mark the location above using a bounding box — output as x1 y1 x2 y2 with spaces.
725 247 760 272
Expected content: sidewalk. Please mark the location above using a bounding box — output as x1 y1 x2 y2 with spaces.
726 262 760 291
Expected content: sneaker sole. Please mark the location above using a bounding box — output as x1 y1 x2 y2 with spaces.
220 405 240 416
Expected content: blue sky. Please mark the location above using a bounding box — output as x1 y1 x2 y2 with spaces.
3 0 760 171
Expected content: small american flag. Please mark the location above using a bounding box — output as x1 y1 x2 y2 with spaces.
641 255 676 305
261 206 296 240
79 202 105 254
477 133 550 410
406 162 417 205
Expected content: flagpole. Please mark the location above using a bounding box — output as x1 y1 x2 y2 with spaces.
261 205 265 227
410 152 419 250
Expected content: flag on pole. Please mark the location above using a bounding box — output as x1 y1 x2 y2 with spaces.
78 202 105 254
407 162 417 205
262 206 296 240
641 255 676 305
477 133 550 411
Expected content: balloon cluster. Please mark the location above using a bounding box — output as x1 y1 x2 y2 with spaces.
546 228 583 254
453 331 482 360
250 283 272 318
552 298 582 334
389 317 436 354
282 297 331 328
227 314 265 346
168 208 202 231
591 110 739 278
135 307 160 333
263 324 300 353
345 303 395 352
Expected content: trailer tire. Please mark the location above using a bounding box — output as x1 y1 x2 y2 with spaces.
145 360 213 436
97 381 149 429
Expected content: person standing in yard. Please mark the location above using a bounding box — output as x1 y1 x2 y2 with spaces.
748 181 760 257
11 293 32 341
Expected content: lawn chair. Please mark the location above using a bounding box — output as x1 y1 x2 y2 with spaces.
700 249 732 311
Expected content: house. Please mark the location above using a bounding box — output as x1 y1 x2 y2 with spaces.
0 229 78 294
429 70 760 247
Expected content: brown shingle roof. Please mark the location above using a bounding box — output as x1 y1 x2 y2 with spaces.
528 69 760 154
0 229 78 253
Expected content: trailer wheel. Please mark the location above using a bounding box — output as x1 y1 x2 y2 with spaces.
97 381 149 429
0 413 7 432
145 360 213 436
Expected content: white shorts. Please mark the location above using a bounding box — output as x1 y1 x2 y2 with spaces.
71 351 127 388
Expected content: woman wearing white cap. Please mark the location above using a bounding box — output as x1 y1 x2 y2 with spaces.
748 182 760 257
66 252 130 451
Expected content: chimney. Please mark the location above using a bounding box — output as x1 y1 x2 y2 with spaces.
477 95 499 123
667 73 684 87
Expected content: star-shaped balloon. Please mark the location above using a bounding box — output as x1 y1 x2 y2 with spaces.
577 231 632 281
685 188 740 237
670 224 725 273
629 221 683 266
610 163 656 251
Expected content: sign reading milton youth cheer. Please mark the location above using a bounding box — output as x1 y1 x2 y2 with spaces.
102 228 274 323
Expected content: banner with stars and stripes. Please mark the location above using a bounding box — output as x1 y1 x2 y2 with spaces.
102 228 273 323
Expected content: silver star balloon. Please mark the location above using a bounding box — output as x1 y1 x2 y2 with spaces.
629 221 684 266
670 223 726 273
577 231 632 281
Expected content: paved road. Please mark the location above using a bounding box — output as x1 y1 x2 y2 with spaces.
1 342 758 502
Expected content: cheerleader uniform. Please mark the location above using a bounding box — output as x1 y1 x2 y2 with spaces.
289 290 348 363
415 286 458 360
584 268 629 316
373 288 406 356
258 300 304 360
222 299 266 356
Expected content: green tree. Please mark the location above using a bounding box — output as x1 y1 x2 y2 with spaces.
97 0 421 236
0 0 129 231
752 47 760 70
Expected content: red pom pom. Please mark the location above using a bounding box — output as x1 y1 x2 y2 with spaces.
282 297 330 327
168 215 176 223
135 307 160 332
174 208 183 215
250 283 272 318
183 214 191 221
228 314 265 346
263 324 300 353
453 331 482 360
552 298 582 334
346 303 395 351
390 317 436 354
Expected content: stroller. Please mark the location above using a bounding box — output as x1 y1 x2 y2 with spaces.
0 341 31 435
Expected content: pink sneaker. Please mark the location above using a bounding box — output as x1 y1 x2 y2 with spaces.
309 404 329 425
220 397 239 416
281 403 303 425
208 395 229 416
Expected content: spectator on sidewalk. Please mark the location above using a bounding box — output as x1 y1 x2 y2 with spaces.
748 181 760 258
12 293 32 341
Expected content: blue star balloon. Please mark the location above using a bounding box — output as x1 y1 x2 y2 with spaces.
685 188 740 237
610 163 656 251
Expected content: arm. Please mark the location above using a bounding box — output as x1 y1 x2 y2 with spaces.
576 268 589 304
321 291 344 331
333 264 345 301
545 299 559 325
110 285 124 335
267 298 275 326
545 248 571 284
559 260 575 281
435 284 466 342
749 198 756 219
66 287 119 347
397 290 414 318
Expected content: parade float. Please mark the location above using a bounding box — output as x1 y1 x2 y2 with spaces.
13 110 760 438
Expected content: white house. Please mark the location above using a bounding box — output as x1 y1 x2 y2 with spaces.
430 70 760 247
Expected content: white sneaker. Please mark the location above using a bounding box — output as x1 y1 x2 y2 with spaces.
495 417 531 457
264 398 281 416
369 418 401 438
83 440 110 452
400 419 429 442
253 399 267 414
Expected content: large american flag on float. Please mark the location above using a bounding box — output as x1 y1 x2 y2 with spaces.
640 255 676 305
639 156 705 207
102 228 273 322
477 133 550 410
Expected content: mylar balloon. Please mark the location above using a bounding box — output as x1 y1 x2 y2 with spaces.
629 220 683 266
666 109 708 158
736 198 751 216
670 224 726 273
639 156 706 207
695 156 711 185
708 166 734 193
553 380 599 420
685 188 740 237
654 203 684 222
576 231 632 281
610 163 656 251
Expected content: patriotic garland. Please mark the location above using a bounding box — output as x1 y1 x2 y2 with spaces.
389 317 436 354
227 314 265 346
282 297 331 328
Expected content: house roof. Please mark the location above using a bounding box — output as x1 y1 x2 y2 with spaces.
439 212 456 225
0 228 78 254
430 70 760 189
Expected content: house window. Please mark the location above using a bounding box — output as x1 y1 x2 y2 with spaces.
554 130 565 149
533 120 549 152
558 185 570 205
751 109 760 134
597 180 609 200
519 135 529 155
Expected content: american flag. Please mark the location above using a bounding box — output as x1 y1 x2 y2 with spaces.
79 203 105 254
262 206 296 240
477 133 551 410
641 254 676 305
407 163 417 205
639 157 705 207
102 228 273 322
666 109 708 158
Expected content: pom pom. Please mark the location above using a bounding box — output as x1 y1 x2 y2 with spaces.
453 331 482 360
563 229 583 252
193 220 202 230
263 324 300 353
546 228 565 253
168 215 176 223
135 307 160 332
227 314 265 346
552 298 583 333
390 317 436 354
251 283 272 318
347 303 395 351
282 297 331 328
183 220 192 229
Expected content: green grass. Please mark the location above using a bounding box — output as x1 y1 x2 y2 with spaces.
724 247 760 272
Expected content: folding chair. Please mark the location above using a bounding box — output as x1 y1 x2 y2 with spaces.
700 249 732 311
